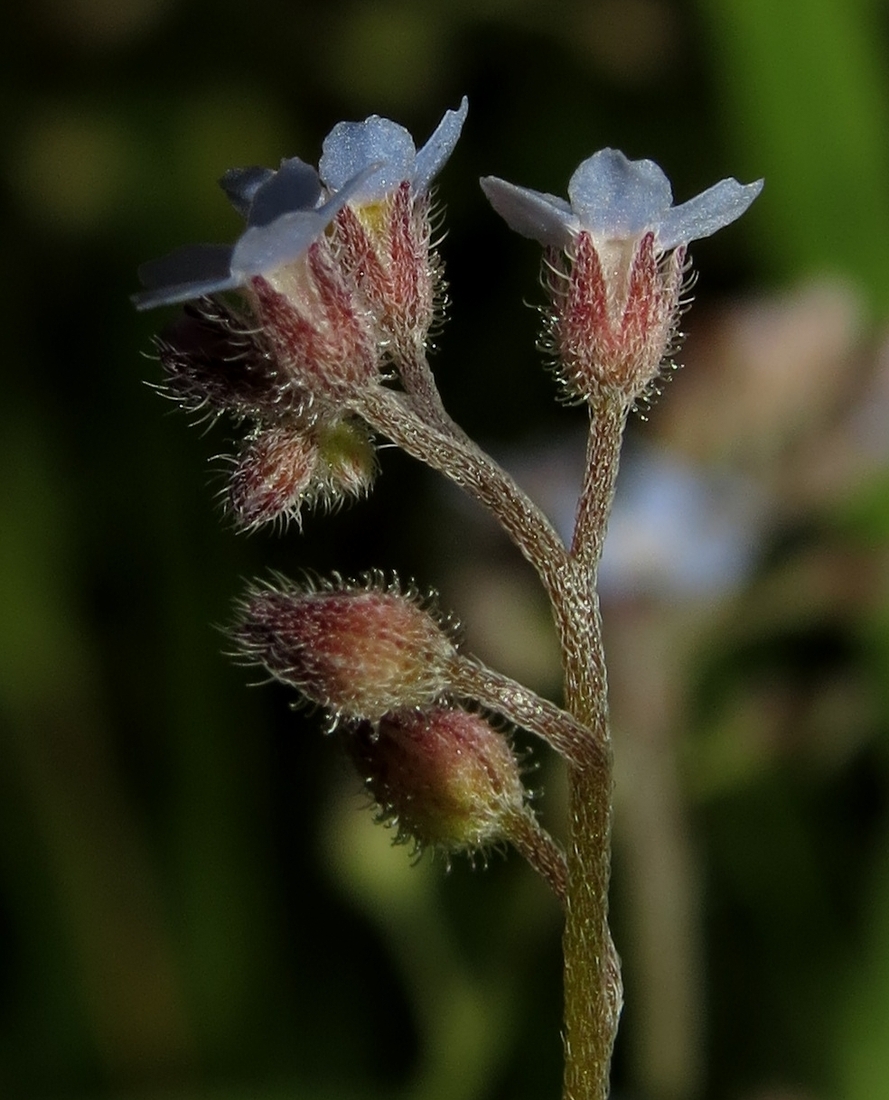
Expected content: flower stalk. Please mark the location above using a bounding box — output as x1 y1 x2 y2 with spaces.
353 386 568 596
444 652 608 770
557 404 626 1100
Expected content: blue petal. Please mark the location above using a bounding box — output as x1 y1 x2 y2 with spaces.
320 116 415 201
246 158 323 227
231 162 381 279
220 166 275 218
657 178 764 251
133 244 239 310
134 164 381 310
231 212 331 278
412 97 469 193
569 149 673 239
480 176 575 249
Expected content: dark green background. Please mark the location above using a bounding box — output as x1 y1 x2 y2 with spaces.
3 1 889 1098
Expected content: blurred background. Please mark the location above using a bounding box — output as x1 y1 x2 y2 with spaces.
3 1 889 1099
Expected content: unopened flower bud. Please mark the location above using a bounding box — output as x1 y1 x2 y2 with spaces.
350 706 527 854
156 298 309 419
229 426 319 529
313 418 378 500
232 578 457 719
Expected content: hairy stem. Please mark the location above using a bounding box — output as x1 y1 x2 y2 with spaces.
571 398 628 569
506 809 568 905
558 394 627 1100
360 380 628 1099
446 654 608 770
353 386 569 596
395 349 469 439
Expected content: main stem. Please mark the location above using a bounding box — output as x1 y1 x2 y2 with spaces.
357 380 628 1098
559 396 627 1100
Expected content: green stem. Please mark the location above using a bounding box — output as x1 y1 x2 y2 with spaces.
571 398 628 569
360 380 628 1099
506 808 569 905
558 395 627 1100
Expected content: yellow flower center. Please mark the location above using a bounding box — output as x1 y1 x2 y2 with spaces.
353 198 391 238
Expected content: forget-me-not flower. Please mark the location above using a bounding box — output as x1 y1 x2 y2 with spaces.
321 97 468 361
319 97 467 204
482 150 763 405
132 158 372 312
135 100 468 376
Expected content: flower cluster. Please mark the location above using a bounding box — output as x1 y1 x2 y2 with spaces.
137 100 468 528
135 99 765 1100
135 99 762 872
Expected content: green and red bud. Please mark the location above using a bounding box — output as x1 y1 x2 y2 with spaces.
350 706 528 855
313 418 378 501
232 579 457 719
228 418 377 530
229 426 319 530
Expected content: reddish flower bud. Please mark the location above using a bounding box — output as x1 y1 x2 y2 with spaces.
155 298 310 421
248 238 379 400
229 426 319 530
332 182 439 363
233 578 457 719
546 231 686 405
350 706 528 855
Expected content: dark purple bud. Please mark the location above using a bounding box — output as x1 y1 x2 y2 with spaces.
155 299 309 419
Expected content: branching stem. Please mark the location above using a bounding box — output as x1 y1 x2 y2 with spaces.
352 385 569 598
393 349 469 439
446 654 607 771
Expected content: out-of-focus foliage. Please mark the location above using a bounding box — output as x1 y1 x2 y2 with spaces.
2 2 889 1100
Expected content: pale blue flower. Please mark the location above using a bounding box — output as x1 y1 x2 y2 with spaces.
481 148 762 252
133 99 469 312
133 158 372 311
319 97 468 203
